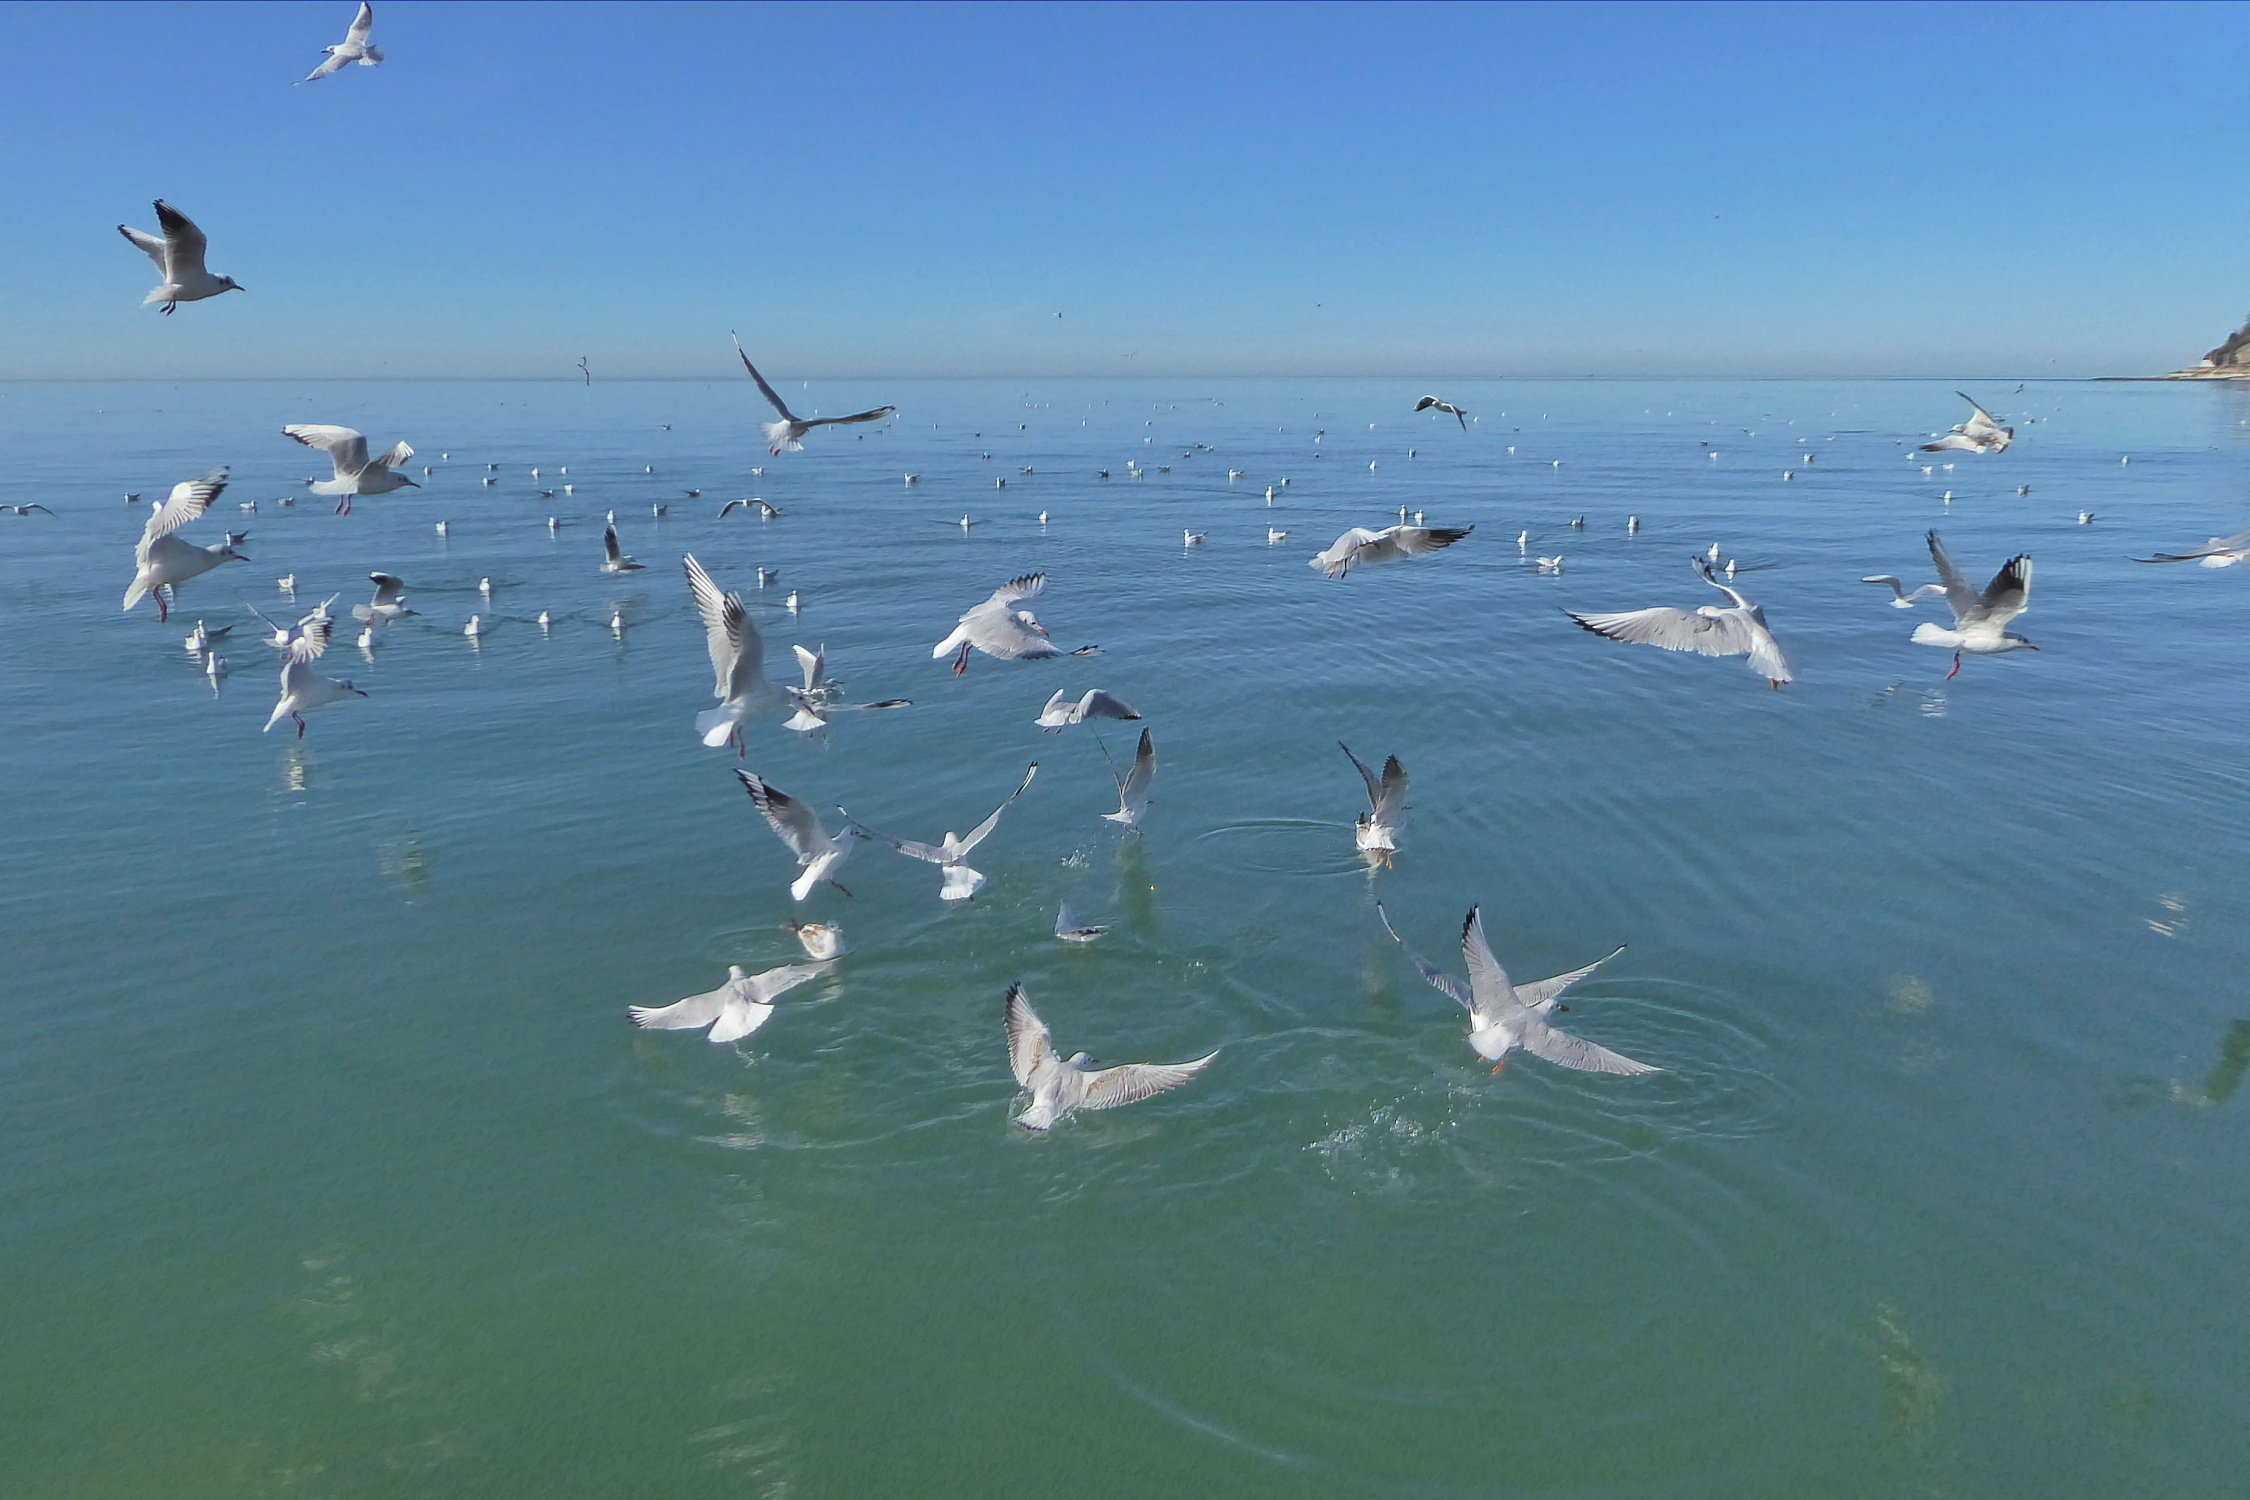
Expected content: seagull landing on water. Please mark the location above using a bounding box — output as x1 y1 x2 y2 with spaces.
602 519 643 573
717 498 783 519
1913 530 2035 678
284 426 416 515
737 770 868 902
788 921 846 961
1921 393 2014 455
1099 729 1156 830
1568 555 1795 689
732 333 896 455
350 571 416 632
1035 688 1141 732
850 763 1038 903
2134 526 2250 568
122 472 244 622
1055 903 1108 944
117 201 241 315
261 613 366 738
1377 904 1649 1077
1005 984 1216 1132
1339 742 1409 869
932 574 1096 677
781 643 911 733
300 2 382 81
1413 395 1469 430
684 554 782 754
1309 522 1473 579
1862 575 1947 609
627 961 833 1046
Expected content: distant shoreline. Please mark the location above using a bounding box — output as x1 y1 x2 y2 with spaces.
2101 368 2250 382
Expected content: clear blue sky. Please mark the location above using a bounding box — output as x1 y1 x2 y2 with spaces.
3 0 2245 379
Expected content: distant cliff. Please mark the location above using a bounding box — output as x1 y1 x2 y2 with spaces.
2202 316 2250 369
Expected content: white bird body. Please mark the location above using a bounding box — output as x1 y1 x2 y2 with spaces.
737 770 867 902
262 613 366 736
733 334 895 454
1921 392 2014 455
852 763 1038 902
122 472 243 621
1054 903 1108 944
302 1 382 81
1005 984 1216 1132
1309 523 1473 579
684 555 783 752
117 201 241 313
1379 904 1650 1076
1413 395 1469 429
628 961 832 1045
284 425 417 515
1339 742 1409 868
933 573 1086 676
1912 530 2035 676
1569 556 1795 688
1035 688 1141 731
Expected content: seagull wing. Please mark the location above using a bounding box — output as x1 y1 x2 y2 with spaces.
1925 530 1984 624
957 762 1039 855
732 334 797 423
1116 730 1156 816
793 643 825 694
346 1 374 46
735 771 827 861
1512 945 1627 1013
368 571 408 607
284 425 371 479
118 224 169 273
2136 527 2250 562
1080 1052 1218 1111
304 49 351 80
1569 605 1762 660
1459 907 1523 1015
1078 689 1140 722
1519 1021 1660 1076
744 960 834 1004
802 406 898 430
988 573 1047 608
153 201 209 279
143 471 229 543
1338 741 1384 812
1978 554 2032 625
684 555 750 697
628 972 741 1032
1374 754 1410 824
604 521 625 565
1375 902 1472 1010
286 612 334 663
1955 392 2003 440
372 440 412 471
1005 983 1058 1088
1385 523 1474 556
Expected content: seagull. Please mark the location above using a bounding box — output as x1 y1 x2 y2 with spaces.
261 613 366 737
1568 555 1795 689
434 521 450 537
283 425 417 515
350 572 417 628
627 961 833 1046
537 611 551 630
1377 904 1650 1076
788 920 846 961
205 653 226 684
732 333 896 455
1309 523 1473 579
601 519 643 573
850 763 1039 902
2134 525 2250 567
1183 530 1207 546
784 590 801 615
1034 688 1141 732
117 201 241 314
1921 393 2014 455
1913 530 2035 677
1267 528 1289 544
277 575 295 593
0 503 54 516
1005 984 1216 1132
718 498 783 519
2077 511 2095 526
301 1 382 81
1862 575 1946 609
1098 728 1156 829
738 770 867 901
1054 903 1108 944
1537 556 1564 574
180 620 234 653
463 615 482 639
684 555 781 754
780 643 911 733
478 577 494 598
931 574 1093 676
1339 742 1408 869
122 472 243 621
1627 516 1640 534
1412 396 1469 429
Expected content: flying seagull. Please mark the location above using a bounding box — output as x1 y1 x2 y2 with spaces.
849 763 1039 902
1913 530 2035 677
732 333 896 455
736 769 867 902
627 961 833 1046
283 425 417 515
1339 741 1409 868
931 573 1094 676
1862 575 1947 609
577 356 590 386
117 201 242 314
684 554 781 753
1377 903 1649 1076
1055 903 1108 944
1568 555 1795 689
350 571 417 629
261 612 367 737
1920 393 2014 455
1034 688 1141 731
1309 522 1473 579
1099 728 1156 829
780 642 910 733
1413 395 1469 430
122 471 243 622
1005 983 1217 1132
2133 526 2250 568
602 518 643 573
301 2 382 81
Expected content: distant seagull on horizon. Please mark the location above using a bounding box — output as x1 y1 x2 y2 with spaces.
1309 522 1473 579
732 333 896 455
1921 392 2014 455
117 200 242 314
300 1 382 81
577 356 590 386
627 961 833 1046
1569 555 1795 688
1914 530 2035 677
284 425 417 514
1005 983 1216 1132
122 471 242 622
1414 395 1468 430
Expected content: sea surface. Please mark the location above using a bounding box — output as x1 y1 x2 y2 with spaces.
4 377 2248 1498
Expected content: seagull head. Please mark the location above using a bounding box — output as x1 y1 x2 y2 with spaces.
219 277 245 294
2005 633 2040 652
1066 1050 1095 1070
1015 609 1048 638
217 539 251 561
341 682 369 697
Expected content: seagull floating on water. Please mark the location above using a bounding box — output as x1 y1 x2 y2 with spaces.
1378 904 1649 1076
1569 555 1795 689
122 472 242 622
117 201 241 315
1054 903 1108 944
733 333 896 455
1005 984 1216 1132
1913 530 2035 677
788 920 846 961
301 1 382 81
1339 742 1409 869
627 961 833 1046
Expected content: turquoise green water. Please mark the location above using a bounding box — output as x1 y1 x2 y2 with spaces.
5 378 2247 1496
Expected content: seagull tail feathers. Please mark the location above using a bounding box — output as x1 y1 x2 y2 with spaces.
696 705 739 747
